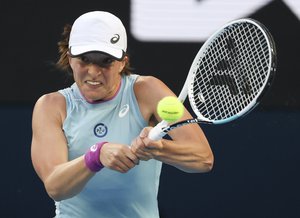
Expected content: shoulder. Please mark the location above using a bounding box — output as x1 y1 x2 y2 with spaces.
33 92 66 122
133 75 177 122
35 92 65 108
134 75 171 97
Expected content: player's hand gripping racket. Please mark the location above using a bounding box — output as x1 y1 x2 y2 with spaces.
148 18 277 140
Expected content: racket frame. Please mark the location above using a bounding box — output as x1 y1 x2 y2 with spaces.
148 18 277 140
187 18 277 124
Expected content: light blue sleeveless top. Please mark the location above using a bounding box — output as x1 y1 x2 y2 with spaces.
56 74 162 218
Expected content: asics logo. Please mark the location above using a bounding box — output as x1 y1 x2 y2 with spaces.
111 34 120 44
90 144 98 152
119 104 129 118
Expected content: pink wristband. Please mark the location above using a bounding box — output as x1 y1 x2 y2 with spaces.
84 142 107 172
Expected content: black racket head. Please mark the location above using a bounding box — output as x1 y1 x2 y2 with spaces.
187 18 276 124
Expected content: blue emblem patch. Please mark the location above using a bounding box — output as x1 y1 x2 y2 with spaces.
94 123 108 138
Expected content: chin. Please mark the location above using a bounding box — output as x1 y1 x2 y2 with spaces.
83 92 103 103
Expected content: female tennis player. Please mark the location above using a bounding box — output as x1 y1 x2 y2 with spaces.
31 11 213 218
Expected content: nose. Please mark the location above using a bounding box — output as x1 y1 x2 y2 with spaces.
87 64 103 76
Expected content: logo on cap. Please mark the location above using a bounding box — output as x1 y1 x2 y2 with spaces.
111 34 120 44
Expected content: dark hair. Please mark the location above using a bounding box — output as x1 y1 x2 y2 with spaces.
56 24 132 75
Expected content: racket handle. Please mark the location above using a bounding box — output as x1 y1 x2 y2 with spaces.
148 120 168 141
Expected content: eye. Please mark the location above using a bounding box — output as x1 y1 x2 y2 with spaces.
79 55 91 64
76 53 116 67
98 58 115 68
102 58 114 64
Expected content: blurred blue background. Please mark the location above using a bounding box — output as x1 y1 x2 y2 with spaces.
1 0 299 217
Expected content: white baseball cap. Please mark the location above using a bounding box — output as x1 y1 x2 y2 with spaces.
68 11 127 60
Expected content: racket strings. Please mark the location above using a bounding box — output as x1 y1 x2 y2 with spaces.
190 21 271 121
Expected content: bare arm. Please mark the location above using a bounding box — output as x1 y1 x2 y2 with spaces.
31 93 139 201
31 93 95 201
131 76 214 173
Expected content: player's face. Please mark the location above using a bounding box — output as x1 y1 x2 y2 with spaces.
68 53 126 102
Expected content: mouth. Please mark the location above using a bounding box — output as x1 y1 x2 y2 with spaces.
86 80 103 86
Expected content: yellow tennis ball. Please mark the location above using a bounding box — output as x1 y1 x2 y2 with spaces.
157 96 184 122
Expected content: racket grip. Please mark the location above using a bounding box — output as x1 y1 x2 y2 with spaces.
148 120 168 141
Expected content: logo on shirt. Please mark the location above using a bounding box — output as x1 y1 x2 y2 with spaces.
94 123 108 138
119 104 129 118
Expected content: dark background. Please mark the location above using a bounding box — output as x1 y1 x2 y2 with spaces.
1 0 299 217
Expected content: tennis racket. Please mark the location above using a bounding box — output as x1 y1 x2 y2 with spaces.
148 18 277 140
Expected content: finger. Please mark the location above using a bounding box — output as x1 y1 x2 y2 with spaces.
108 158 134 173
135 149 153 161
126 152 140 165
139 127 151 138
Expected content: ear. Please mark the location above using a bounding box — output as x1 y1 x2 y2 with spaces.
67 52 72 64
119 56 128 72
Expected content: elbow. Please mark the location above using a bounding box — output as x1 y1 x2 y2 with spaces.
202 153 214 172
199 143 214 173
195 151 214 173
44 179 74 201
47 191 65 202
45 182 65 201
181 152 214 173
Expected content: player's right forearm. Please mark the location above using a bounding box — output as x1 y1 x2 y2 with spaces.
44 156 94 201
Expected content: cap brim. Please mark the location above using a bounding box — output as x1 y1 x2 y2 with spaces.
69 44 125 60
